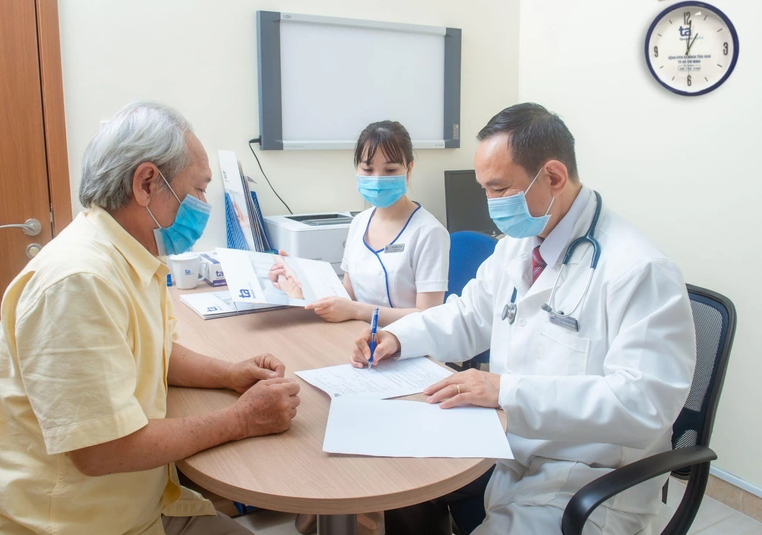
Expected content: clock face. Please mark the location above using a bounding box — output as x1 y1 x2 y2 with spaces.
645 1 739 96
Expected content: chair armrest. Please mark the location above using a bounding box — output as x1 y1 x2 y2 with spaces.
561 445 717 535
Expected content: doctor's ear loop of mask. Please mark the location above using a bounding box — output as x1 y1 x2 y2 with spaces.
248 138 293 215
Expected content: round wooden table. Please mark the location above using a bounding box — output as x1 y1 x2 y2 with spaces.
167 289 503 534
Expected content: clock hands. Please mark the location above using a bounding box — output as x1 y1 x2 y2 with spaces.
687 31 699 55
685 20 693 55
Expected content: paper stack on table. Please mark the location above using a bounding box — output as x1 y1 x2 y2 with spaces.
179 291 283 320
298 357 513 459
323 398 513 459
295 357 453 400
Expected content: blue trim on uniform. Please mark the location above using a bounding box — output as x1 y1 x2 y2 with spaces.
362 202 422 308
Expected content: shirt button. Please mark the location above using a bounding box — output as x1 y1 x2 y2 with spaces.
518 318 527 327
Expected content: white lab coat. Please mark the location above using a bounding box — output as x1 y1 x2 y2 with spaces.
385 190 697 534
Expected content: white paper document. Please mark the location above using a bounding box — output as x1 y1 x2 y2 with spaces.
216 247 350 307
295 357 453 400
323 398 513 459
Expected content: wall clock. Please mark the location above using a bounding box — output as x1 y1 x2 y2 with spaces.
645 1 739 96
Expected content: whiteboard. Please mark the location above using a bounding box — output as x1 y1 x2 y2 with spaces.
257 12 461 150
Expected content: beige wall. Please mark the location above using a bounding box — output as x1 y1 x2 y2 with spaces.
518 1 761 487
59 0 520 251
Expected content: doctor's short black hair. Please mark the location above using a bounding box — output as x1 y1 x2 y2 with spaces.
477 103 579 182
354 120 414 168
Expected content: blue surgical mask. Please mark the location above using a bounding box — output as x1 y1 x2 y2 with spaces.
487 168 554 238
147 170 211 256
356 175 407 208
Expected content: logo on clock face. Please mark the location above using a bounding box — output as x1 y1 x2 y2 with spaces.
679 26 691 37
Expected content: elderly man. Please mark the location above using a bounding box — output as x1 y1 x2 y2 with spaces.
352 103 697 535
0 101 300 535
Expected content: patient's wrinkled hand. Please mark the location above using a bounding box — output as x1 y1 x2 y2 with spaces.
227 353 286 393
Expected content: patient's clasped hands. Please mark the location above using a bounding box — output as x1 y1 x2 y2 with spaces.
227 353 301 438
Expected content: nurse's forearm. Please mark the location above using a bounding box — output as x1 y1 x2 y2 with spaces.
352 301 421 327
68 407 243 477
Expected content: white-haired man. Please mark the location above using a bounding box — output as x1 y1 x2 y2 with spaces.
0 101 300 535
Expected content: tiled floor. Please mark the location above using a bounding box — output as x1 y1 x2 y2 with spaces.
233 478 762 534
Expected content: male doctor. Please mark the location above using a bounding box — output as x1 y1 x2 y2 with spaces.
351 103 697 535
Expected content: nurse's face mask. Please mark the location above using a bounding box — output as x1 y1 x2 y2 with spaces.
356 175 407 208
146 169 211 256
487 167 555 238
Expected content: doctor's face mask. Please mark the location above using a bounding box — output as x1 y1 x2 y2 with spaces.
487 167 555 239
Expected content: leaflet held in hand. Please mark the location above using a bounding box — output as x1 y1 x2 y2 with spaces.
216 247 350 307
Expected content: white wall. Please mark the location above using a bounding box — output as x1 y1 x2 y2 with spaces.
518 1 761 486
58 0 520 251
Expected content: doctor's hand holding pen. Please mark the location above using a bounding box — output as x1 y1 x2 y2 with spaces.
350 326 501 408
350 327 401 368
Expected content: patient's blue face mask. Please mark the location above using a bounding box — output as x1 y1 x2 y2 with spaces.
356 175 407 208
487 167 555 239
146 170 211 256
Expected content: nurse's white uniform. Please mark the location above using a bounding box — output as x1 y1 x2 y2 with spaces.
341 204 450 309
385 187 697 534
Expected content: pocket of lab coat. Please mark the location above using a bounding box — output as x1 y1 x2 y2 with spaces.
535 323 590 376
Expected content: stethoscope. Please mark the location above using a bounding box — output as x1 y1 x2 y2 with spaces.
502 190 603 332
363 202 422 309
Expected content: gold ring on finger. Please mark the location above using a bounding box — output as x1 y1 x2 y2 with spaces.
456 384 461 395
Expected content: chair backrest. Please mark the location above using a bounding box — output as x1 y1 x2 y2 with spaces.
446 231 498 299
671 284 736 478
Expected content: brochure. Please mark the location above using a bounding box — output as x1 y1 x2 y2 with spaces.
215 248 350 307
219 150 272 252
179 291 284 320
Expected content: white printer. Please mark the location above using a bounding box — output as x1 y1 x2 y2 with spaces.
263 212 357 274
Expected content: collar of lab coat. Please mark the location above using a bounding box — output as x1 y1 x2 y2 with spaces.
504 186 599 301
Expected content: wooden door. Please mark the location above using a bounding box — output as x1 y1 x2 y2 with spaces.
0 0 71 295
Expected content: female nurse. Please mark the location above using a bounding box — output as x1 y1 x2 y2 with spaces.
304 120 450 327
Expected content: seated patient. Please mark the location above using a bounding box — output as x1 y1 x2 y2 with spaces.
0 101 300 535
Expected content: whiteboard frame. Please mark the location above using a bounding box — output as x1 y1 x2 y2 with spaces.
256 11 461 151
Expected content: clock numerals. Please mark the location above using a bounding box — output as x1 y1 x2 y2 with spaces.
646 3 737 95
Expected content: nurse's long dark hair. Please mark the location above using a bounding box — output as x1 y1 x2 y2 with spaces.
354 121 414 168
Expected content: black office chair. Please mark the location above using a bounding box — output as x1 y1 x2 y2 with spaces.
561 284 736 535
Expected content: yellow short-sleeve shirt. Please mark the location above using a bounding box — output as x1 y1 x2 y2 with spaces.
0 206 214 535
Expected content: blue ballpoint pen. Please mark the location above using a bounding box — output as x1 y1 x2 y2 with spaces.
368 307 379 369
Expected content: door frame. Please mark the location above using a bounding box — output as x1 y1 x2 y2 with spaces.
36 0 71 236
